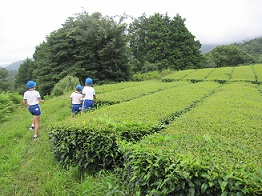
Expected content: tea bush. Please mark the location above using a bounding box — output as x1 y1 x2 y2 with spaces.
48 118 153 172
121 82 262 195
48 81 221 173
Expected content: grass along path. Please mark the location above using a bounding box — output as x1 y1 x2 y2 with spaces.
0 94 126 196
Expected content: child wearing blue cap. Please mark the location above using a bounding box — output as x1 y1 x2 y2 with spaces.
69 85 83 117
23 80 44 140
82 78 96 112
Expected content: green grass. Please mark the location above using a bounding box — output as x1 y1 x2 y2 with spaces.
0 95 127 196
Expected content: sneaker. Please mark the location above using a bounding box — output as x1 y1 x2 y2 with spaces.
33 135 38 140
29 126 35 130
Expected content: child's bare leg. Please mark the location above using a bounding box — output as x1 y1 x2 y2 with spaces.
34 115 40 136
31 117 35 127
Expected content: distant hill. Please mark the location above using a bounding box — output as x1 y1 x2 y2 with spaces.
232 37 262 61
200 37 262 56
5 60 25 71
200 44 220 54
0 64 9 68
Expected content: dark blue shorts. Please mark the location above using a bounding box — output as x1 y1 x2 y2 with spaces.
28 104 42 116
71 104 82 113
82 100 94 112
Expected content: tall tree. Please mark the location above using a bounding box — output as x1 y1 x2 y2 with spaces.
128 13 203 72
71 12 131 82
15 58 35 94
0 68 9 91
30 12 131 96
32 41 55 96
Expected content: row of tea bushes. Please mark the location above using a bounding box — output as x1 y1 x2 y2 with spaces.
97 80 185 104
162 67 230 82
48 81 221 171
91 81 221 126
253 64 262 82
121 82 262 195
205 67 234 82
183 68 214 81
162 64 262 84
161 69 195 82
230 65 256 82
48 118 153 171
95 81 147 94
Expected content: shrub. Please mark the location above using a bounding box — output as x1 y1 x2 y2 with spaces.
51 76 80 97
48 118 153 173
0 91 22 123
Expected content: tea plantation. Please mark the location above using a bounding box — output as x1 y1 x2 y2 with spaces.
1 64 261 195
49 64 262 195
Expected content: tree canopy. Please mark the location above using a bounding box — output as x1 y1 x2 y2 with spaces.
15 58 35 94
128 13 204 72
232 37 262 63
16 12 247 96
26 12 131 96
0 68 9 91
204 45 255 67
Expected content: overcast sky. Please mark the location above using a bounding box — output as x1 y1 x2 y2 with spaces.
1 0 262 66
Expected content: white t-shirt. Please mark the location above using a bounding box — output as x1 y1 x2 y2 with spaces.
70 92 82 104
82 86 96 100
23 90 41 105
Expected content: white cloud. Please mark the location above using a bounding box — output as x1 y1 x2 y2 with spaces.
0 0 261 65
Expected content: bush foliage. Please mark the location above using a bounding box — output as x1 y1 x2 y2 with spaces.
0 91 22 123
50 75 80 97
47 65 262 195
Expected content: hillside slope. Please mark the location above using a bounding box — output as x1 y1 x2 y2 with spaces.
0 64 261 195
4 60 25 71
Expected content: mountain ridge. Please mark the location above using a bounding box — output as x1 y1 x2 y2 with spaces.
1 60 25 70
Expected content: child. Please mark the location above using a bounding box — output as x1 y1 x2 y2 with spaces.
69 85 83 117
82 78 96 112
23 80 44 140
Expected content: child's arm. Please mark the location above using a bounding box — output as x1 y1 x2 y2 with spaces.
38 98 45 103
23 99 29 109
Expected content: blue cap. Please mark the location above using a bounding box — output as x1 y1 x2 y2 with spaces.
26 81 36 89
76 85 83 91
85 78 93 85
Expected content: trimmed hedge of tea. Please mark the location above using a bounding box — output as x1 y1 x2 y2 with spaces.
161 69 195 82
183 68 214 81
121 82 262 195
48 81 221 172
230 65 256 82
48 65 262 195
95 81 146 94
205 66 234 82
88 81 221 125
252 64 262 83
48 118 153 171
97 80 182 103
162 64 262 84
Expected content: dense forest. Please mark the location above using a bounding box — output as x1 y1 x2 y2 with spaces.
0 11 261 95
